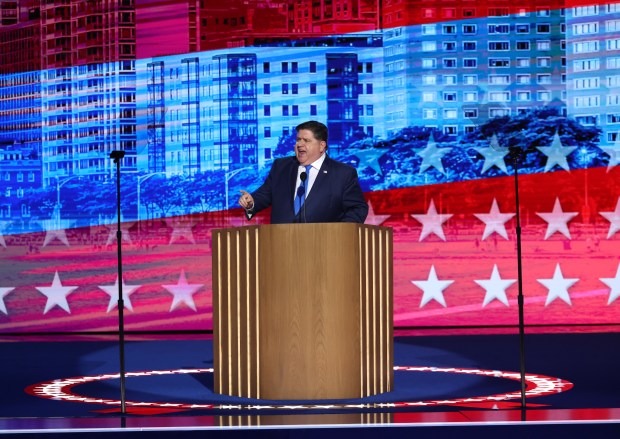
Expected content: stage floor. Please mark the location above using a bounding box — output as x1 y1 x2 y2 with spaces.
1 330 620 437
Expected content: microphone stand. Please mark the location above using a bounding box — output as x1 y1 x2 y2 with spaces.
507 145 527 420
110 150 127 414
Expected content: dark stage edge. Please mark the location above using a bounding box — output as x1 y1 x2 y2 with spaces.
1 414 620 439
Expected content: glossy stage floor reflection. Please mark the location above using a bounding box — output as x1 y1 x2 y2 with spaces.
1 330 620 438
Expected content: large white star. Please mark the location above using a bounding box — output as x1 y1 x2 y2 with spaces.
475 265 516 307
364 201 391 226
416 133 451 175
599 197 620 239
99 276 141 313
601 263 620 305
537 264 579 306
411 199 453 241
474 198 515 240
473 134 509 174
166 216 197 245
0 221 10 248
163 270 203 312
354 148 387 175
0 287 15 315
411 265 454 307
536 197 578 240
38 211 75 247
600 145 620 172
537 132 577 172
35 271 78 314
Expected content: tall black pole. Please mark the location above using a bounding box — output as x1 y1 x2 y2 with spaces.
110 150 127 414
509 146 527 420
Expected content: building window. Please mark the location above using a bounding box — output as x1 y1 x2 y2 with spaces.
292 83 299 94
423 109 438 119
423 41 437 51
282 83 289 94
310 83 317 94
463 91 478 102
309 62 317 73
489 58 510 67
444 109 458 119
264 105 271 116
538 91 552 102
489 41 510 51
537 23 551 33
443 41 457 51
422 75 437 85
263 62 270 73
488 24 510 34
516 74 531 84
537 74 552 84
463 41 477 51
282 105 289 116
423 92 436 102
463 58 477 68
516 41 530 50
516 24 530 33
264 127 271 138
444 58 457 68
444 126 458 135
537 57 551 67
422 58 437 68
292 105 299 116
517 91 531 101
282 62 288 73
490 108 510 117
310 105 317 116
422 24 437 35
516 58 530 68
264 84 270 94
464 108 478 118
443 92 457 101
489 74 510 85
463 24 477 34
443 24 456 34
463 75 478 85
444 75 457 85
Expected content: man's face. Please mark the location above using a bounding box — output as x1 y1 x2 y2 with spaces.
295 129 326 165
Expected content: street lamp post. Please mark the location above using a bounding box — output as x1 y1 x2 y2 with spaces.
56 175 79 216
224 166 254 210
137 172 166 225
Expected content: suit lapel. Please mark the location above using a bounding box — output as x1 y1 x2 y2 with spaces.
307 156 330 203
287 158 299 211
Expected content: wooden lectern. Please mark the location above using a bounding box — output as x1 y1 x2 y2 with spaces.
212 223 393 400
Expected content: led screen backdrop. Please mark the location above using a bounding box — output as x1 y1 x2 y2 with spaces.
0 0 619 333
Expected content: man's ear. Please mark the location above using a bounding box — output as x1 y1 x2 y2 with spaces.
320 141 327 153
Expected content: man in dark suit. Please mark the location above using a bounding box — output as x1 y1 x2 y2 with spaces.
238 121 368 224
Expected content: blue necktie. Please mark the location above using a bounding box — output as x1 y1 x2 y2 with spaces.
294 165 312 216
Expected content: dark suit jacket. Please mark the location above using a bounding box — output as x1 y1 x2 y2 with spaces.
249 155 368 224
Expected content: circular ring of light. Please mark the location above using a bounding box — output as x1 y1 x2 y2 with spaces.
26 366 573 411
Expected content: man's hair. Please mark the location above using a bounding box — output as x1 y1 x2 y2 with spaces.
296 120 328 144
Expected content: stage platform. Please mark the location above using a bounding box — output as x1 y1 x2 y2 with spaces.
1 330 619 438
